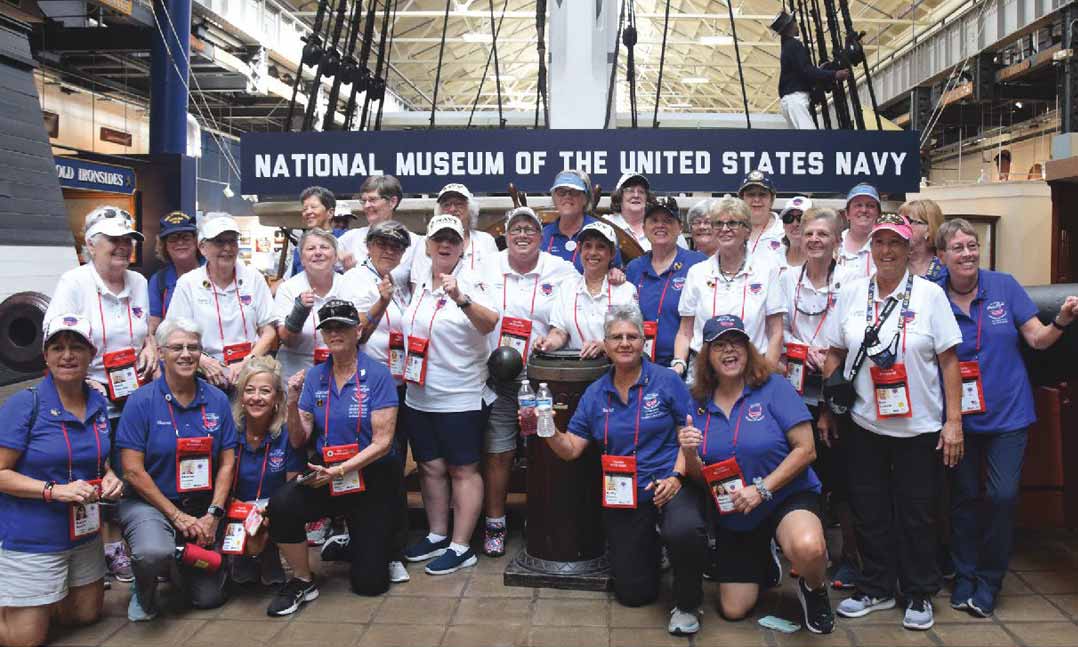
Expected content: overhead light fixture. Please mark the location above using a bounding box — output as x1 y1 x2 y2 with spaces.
698 35 734 46
681 76 709 84
1015 101 1024 109
462 32 492 43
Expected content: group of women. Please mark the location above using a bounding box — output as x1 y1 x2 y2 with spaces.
0 169 1074 644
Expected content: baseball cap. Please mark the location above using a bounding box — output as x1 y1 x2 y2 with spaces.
846 182 881 206
159 211 198 238
198 215 241 242
550 170 588 193
366 220 412 249
702 315 749 343
437 183 473 203
578 221 618 246
738 169 774 195
316 299 360 329
43 313 96 352
85 206 144 241
615 172 649 192
427 214 465 239
780 196 813 221
871 213 912 240
645 196 680 222
504 206 542 230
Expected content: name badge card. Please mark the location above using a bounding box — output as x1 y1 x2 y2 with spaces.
870 364 913 418
702 458 745 515
221 501 254 555
176 436 214 492
103 348 140 401
404 336 430 385
600 454 638 509
388 331 406 379
323 443 365 496
959 360 986 414
784 343 808 395
313 347 330 365
643 321 658 361
499 317 533 361
69 479 102 540
223 341 253 366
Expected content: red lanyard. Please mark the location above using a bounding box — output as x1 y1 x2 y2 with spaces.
547 230 581 264
232 434 272 500
209 273 250 347
701 399 748 457
96 292 135 354
166 400 210 436
603 386 644 455
574 280 613 344
973 300 984 355
791 266 832 345
638 264 676 321
59 420 103 482
366 263 398 366
409 290 447 340
711 275 748 321
503 273 540 316
323 365 363 447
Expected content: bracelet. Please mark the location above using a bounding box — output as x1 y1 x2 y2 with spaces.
752 477 774 502
1052 318 1069 331
42 480 55 502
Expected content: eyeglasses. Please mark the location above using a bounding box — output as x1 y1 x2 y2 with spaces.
690 220 714 231
360 196 386 205
876 213 908 226
908 218 928 226
781 211 803 224
946 242 979 254
208 235 239 246
369 238 406 253
507 226 540 236
606 333 642 343
164 343 203 355
711 220 747 231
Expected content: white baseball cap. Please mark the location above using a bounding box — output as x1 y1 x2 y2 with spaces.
85 206 144 241
43 313 97 352
426 214 465 239
437 183 473 203
780 196 813 220
504 206 542 230
579 221 618 246
199 215 241 242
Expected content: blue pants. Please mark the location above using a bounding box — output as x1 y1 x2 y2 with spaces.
949 428 1027 606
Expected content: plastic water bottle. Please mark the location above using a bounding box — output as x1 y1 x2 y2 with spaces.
536 382 555 438
518 382 537 435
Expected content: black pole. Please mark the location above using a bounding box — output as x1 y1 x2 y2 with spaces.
363 0 392 130
535 0 549 128
624 3 638 128
374 0 397 131
429 0 452 129
725 0 751 128
303 0 348 131
603 0 627 129
285 0 330 131
488 0 505 127
837 0 882 128
651 0 672 128
323 1 364 130
823 0 864 128
344 1 377 130
816 0 852 129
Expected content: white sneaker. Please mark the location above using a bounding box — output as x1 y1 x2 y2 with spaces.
667 607 700 635
388 560 410 583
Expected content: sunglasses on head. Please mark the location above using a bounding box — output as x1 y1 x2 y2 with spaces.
876 213 908 226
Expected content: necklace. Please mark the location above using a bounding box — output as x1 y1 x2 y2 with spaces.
948 278 978 296
718 256 746 283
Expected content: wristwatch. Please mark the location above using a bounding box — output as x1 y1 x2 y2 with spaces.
670 358 687 372
206 504 225 518
456 295 473 309
670 470 684 482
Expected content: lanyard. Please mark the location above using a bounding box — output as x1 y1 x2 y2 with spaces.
232 433 272 500
503 273 540 316
791 264 834 345
409 290 448 341
365 261 399 363
638 261 677 321
574 279 612 344
701 399 748 457
972 299 985 356
603 385 645 455
209 273 251 348
547 228 581 264
59 420 103 483
165 400 210 437
867 273 914 356
323 365 363 448
96 292 135 354
711 260 748 320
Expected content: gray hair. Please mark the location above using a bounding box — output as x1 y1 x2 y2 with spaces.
801 207 843 237
155 317 204 347
935 218 979 251
603 304 645 339
686 199 717 225
709 196 751 224
298 227 340 257
434 197 479 230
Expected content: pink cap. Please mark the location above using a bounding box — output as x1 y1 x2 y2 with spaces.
871 213 912 240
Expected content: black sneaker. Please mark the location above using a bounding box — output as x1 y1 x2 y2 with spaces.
320 533 351 562
765 539 783 588
266 577 319 617
797 577 835 634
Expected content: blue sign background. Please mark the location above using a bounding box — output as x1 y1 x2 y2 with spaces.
55 157 136 194
240 128 921 196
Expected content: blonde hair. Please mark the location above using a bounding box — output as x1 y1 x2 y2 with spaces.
231 355 286 439
898 199 945 246
708 196 751 225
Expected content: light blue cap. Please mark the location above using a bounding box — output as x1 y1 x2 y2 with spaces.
846 182 880 206
550 171 588 193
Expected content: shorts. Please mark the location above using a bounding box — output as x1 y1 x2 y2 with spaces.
712 490 821 585
485 380 521 454
0 536 106 607
404 403 489 466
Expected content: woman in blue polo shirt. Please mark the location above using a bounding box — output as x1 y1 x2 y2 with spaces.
540 304 707 637
936 219 1078 617
266 299 399 617
679 314 833 634
227 356 304 586
116 317 238 622
625 197 707 372
147 211 203 333
540 169 623 272
0 314 122 647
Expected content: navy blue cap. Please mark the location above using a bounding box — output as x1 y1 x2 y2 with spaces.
702 315 749 343
738 169 774 195
159 211 197 237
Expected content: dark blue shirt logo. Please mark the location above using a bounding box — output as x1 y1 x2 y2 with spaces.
745 402 764 421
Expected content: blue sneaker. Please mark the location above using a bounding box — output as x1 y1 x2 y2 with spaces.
967 588 995 618
950 577 975 610
127 585 158 622
424 547 478 575
404 535 451 562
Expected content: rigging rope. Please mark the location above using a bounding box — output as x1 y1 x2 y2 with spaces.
726 0 752 127
534 0 549 128
651 0 672 127
429 0 452 129
603 0 628 129
467 0 510 128
624 1 638 128
374 0 397 131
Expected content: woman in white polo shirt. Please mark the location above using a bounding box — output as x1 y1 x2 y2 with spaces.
536 221 638 358
166 216 277 388
819 213 963 632
273 228 350 382
672 196 785 377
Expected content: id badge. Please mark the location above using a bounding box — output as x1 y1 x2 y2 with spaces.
175 436 214 492
103 348 140 401
313 347 330 365
870 364 913 418
643 321 658 361
221 501 253 555
959 360 986 414
69 478 102 540
784 343 808 395
701 458 745 515
244 505 264 536
223 341 253 366
388 331 406 379
404 335 430 385
323 443 365 496
600 454 638 509
498 317 532 361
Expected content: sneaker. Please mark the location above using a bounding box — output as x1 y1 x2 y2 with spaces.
305 519 331 546
127 585 158 622
667 607 700 635
950 578 975 610
831 558 860 590
425 547 478 575
483 524 506 557
966 589 994 618
231 556 260 585
797 577 835 634
903 597 934 630
404 535 451 562
835 591 896 618
765 539 782 588
107 544 134 583
266 577 319 617
320 533 351 562
388 560 411 583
